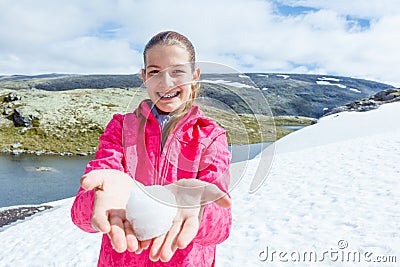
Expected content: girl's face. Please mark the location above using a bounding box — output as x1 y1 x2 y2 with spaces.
142 44 200 113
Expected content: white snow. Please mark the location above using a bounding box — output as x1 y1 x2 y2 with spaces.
276 74 290 79
318 77 341 82
350 88 362 93
0 198 101 266
316 80 347 89
201 79 255 89
1 102 399 266
126 185 177 241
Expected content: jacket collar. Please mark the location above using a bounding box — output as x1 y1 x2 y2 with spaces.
137 99 204 126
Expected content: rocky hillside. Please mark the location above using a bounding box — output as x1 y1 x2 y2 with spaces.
0 88 147 155
324 88 400 115
247 73 394 117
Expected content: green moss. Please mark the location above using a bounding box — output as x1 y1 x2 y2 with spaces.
31 117 40 127
0 122 103 154
273 116 316 126
392 91 400 97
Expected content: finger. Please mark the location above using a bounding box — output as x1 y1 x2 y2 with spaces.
159 218 183 262
139 239 151 251
135 238 151 254
149 233 167 262
91 190 112 233
91 212 111 233
124 220 138 253
109 213 127 253
80 172 105 190
176 215 200 249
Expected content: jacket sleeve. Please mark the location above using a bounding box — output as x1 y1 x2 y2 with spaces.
70 114 125 233
192 129 232 246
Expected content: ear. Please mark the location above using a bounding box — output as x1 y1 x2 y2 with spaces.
193 67 200 81
141 68 147 83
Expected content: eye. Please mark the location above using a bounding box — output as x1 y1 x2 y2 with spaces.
147 69 159 75
173 69 185 74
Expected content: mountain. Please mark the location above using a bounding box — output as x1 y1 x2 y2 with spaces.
246 73 394 117
0 73 394 118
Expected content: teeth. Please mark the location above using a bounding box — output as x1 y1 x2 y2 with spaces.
158 92 179 98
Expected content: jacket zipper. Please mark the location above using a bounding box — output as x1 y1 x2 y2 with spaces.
159 134 172 185
158 116 196 185
155 123 162 185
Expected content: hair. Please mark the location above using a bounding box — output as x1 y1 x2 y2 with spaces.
142 31 201 146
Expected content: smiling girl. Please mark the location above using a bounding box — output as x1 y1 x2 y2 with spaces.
71 31 232 266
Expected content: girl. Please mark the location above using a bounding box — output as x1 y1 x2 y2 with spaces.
71 31 232 266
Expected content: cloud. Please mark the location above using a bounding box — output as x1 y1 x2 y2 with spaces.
272 0 400 18
0 0 399 86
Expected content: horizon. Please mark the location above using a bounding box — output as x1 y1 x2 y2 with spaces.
0 72 396 87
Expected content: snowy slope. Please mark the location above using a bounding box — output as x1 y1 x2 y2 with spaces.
1 103 399 266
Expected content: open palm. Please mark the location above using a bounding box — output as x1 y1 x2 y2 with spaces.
149 179 231 262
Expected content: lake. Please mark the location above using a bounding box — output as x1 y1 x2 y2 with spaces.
0 155 91 208
280 125 307 131
0 143 270 208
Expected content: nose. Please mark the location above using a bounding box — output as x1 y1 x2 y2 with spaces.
159 70 174 89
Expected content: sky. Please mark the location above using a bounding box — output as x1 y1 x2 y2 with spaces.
0 0 399 86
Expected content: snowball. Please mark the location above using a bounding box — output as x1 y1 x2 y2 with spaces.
126 185 177 241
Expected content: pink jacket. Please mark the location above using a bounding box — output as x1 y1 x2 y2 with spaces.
71 101 232 266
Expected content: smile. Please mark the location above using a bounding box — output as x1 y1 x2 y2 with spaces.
157 91 180 99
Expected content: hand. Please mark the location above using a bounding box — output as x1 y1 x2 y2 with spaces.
80 169 151 253
149 179 231 262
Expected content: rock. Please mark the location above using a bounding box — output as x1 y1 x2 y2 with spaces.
4 93 21 102
382 93 395 101
2 109 11 115
34 150 47 156
372 89 398 101
11 143 22 148
12 108 32 127
361 100 376 106
2 148 11 153
77 152 88 156
35 166 54 172
324 88 400 117
126 185 177 241
0 205 52 227
11 149 25 155
17 127 30 134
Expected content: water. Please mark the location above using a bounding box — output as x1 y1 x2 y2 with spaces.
280 125 306 131
0 143 271 208
0 155 92 207
229 142 271 163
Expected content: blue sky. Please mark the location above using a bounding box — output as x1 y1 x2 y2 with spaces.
0 0 399 86
275 4 319 16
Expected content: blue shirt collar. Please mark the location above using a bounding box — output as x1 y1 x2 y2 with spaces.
151 106 172 129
